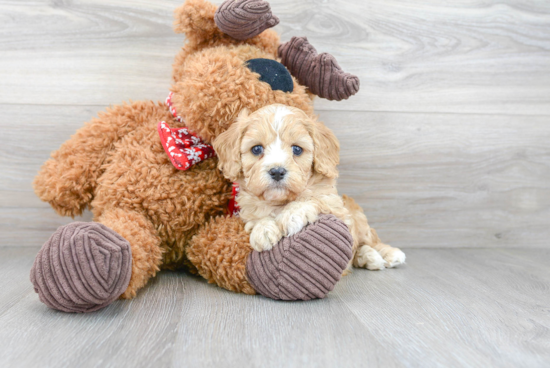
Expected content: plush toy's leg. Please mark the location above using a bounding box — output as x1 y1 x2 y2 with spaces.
343 195 406 269
96 208 164 299
186 215 256 294
30 208 162 312
187 214 353 301
30 222 133 313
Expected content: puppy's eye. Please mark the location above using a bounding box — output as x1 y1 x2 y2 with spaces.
251 145 264 156
292 145 303 156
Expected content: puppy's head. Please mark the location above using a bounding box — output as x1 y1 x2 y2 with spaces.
213 104 339 203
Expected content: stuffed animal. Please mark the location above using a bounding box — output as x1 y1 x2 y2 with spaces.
30 0 386 313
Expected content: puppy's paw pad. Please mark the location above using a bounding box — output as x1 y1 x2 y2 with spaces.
354 246 386 271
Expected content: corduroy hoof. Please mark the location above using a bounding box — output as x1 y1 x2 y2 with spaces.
246 214 353 301
30 222 132 313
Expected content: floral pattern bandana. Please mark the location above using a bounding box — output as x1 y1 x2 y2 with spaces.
158 92 239 215
227 183 240 216
157 92 216 170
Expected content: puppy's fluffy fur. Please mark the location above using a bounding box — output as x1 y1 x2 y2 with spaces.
214 104 405 271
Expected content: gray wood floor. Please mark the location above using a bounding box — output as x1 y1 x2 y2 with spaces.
0 247 549 368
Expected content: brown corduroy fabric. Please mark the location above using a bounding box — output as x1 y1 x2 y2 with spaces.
278 36 360 101
214 0 279 40
30 222 132 313
246 215 353 301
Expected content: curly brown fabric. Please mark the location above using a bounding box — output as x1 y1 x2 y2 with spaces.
187 216 256 295
30 222 132 313
246 215 353 301
215 0 279 40
278 36 360 101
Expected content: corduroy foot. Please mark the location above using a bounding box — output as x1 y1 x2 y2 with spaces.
246 215 353 301
30 222 132 313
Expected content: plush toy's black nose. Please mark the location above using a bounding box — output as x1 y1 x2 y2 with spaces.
245 58 294 93
269 167 287 182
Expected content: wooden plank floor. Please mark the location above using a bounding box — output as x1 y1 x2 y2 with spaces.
0 247 549 368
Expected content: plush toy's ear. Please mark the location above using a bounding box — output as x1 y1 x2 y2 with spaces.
173 0 219 38
311 122 340 179
213 108 250 182
279 37 360 101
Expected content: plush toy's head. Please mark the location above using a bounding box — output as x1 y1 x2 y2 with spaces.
170 44 314 143
167 0 360 143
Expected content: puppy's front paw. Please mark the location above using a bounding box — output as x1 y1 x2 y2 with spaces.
280 213 306 237
276 202 319 237
249 218 282 252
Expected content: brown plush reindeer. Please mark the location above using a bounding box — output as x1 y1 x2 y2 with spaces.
30 0 402 313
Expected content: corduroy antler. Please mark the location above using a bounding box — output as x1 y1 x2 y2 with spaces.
214 1 360 101
278 37 360 101
215 0 279 40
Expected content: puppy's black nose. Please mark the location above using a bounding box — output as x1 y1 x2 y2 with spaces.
269 167 287 182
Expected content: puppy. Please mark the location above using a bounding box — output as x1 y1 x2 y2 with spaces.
213 104 405 271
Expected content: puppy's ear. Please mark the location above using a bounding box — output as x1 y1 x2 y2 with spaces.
237 107 250 121
312 122 340 179
213 109 249 182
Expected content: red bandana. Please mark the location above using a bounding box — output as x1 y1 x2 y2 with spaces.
158 93 239 215
227 183 241 217
157 92 216 170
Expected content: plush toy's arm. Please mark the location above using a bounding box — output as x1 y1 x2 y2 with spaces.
34 101 163 217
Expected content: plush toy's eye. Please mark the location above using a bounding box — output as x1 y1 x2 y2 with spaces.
292 145 303 156
251 145 264 156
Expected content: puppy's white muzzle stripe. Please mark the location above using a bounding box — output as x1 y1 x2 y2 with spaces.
262 105 293 171
262 136 288 170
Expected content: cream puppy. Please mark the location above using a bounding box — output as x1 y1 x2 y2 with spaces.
213 104 405 271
